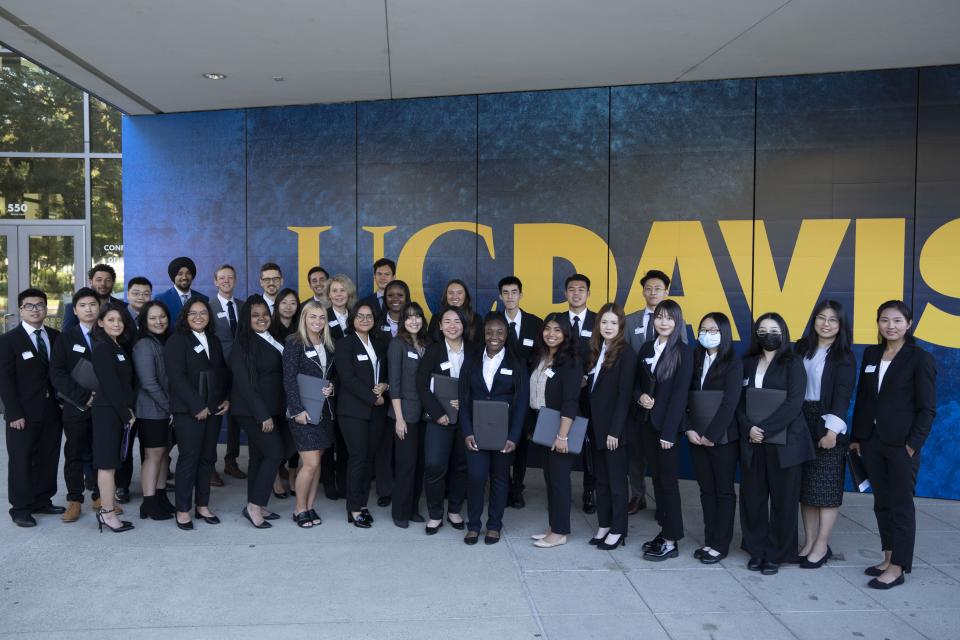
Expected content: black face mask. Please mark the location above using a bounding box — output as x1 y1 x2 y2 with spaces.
757 333 783 352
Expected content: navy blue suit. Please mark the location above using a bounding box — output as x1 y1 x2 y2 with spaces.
155 287 208 321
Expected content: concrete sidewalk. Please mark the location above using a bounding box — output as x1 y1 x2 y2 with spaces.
1 442 958 639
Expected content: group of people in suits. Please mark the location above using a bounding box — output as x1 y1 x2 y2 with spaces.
0 258 937 590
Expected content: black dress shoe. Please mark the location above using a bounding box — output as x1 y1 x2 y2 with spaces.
748 557 763 571
642 534 665 552
588 536 605 546
700 551 726 565
273 490 290 499
446 515 465 530
425 521 443 535
508 491 525 509
262 512 281 521
175 518 194 531
581 492 597 514
393 518 409 529
800 547 832 569
644 542 678 561
32 504 66 515
868 574 905 590
361 508 374 523
242 507 272 529
484 531 501 545
597 535 626 551
410 513 425 523
114 488 131 504
347 512 372 529
377 496 392 507
194 510 220 525
694 547 706 560
761 561 780 575
464 531 480 545
627 496 647 515
12 514 37 528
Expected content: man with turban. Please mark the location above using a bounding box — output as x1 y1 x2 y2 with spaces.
155 257 208 319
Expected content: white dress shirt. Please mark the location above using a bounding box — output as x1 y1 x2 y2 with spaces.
803 347 846 434
590 342 607 391
568 309 588 334
359 334 379 380
878 359 892 391
646 337 667 373
505 308 523 339
445 339 465 378
700 351 716 388
192 330 210 357
257 330 284 353
482 348 506 392
22 321 51 354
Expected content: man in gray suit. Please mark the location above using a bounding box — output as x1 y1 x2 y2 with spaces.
624 269 671 515
210 264 246 480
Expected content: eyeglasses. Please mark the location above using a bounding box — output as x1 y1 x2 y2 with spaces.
354 314 375 321
698 328 720 335
260 277 282 284
187 311 209 318
20 303 46 312
815 314 839 325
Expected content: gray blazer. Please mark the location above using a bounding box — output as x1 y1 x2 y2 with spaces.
625 308 655 353
387 336 423 422
209 295 244 360
133 335 170 420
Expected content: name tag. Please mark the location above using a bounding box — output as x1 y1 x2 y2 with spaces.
382 326 391 331
357 354 370 362
407 351 419 360
500 368 513 376
545 368 556 379
21 351 34 360
865 365 877 373
440 361 451 371
645 357 656 366
634 327 643 335
742 378 750 387
522 338 534 347
194 344 204 353
329 319 339 327
305 350 317 358
72 344 87 353
117 354 126 362
580 330 592 338
217 311 228 319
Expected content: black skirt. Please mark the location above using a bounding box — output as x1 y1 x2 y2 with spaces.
799 400 846 508
289 416 335 453
138 417 171 449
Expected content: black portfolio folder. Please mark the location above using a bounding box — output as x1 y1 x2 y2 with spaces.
472 400 509 451
847 450 871 492
688 389 727 444
531 407 589 455
430 374 459 424
745 387 787 445
294 374 330 425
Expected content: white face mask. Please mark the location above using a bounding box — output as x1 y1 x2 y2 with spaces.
698 332 721 350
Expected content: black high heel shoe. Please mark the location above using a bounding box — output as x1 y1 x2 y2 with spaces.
596 535 626 550
242 506 272 529
175 515 194 531
446 515 465 530
800 546 832 569
425 520 443 535
96 509 134 533
194 510 220 525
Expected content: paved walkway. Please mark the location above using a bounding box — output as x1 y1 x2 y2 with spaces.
1 442 958 639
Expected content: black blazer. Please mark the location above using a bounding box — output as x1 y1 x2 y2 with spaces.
799 345 857 442
459 348 529 443
388 337 424 422
852 343 936 451
416 340 470 423
282 336 336 421
538 357 582 420
91 338 134 423
427 309 485 346
164 330 228 416
0 324 60 422
333 333 387 420
737 353 815 469
636 341 695 444
505 309 543 366
49 324 94 419
586 344 637 446
230 334 286 422
688 353 744 444
557 310 596 371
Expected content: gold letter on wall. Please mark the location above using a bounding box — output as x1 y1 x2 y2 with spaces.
287 226 332 300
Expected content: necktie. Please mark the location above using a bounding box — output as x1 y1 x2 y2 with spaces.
645 311 654 341
509 321 517 344
227 300 238 336
572 315 580 338
181 293 189 308
34 329 48 363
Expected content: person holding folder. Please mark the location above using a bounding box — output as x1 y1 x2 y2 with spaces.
426 279 484 345
164 297 230 530
90 305 136 533
458 313 529 545
282 300 336 528
737 312 814 574
527 313 582 548
333 302 389 528
417 307 470 534
635 300 694 561
321 274 357 499
586 303 637 551
795 300 856 569
685 312 743 563
388 301 429 528
132 301 175 521
851 300 936 590
229 295 289 529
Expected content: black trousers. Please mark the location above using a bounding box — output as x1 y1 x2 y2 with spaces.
223 413 242 467
510 432 530 494
593 444 629 535
423 421 467 520
628 415 647 498
320 422 349 493
375 417 394 498
6 411 62 518
466 448 511 532
172 413 219 512
392 419 424 521
861 433 921 571
690 440 738 555
63 415 95 503
642 424 684 541
739 443 801 563
237 415 285 507
542 444 575 535
339 409 386 513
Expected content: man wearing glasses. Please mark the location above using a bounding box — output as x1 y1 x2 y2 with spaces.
259 263 284 315
0 289 64 527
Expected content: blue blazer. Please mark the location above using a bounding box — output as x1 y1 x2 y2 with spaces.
155 287 208 320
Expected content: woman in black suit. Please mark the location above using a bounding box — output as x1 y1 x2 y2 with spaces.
320 274 356 499
333 302 389 528
282 300 336 528
164 297 230 530
851 300 936 590
426 279 484 345
636 300 694 561
685 312 743 564
795 300 856 569
325 274 357 343
388 301 429 528
737 312 814 575
230 295 288 529
90 305 136 533
586 303 637 551
459 313 529 546
271 287 302 493
417 307 470 535
528 314 581 548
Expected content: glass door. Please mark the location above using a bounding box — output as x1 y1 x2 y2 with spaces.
0 229 13 331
